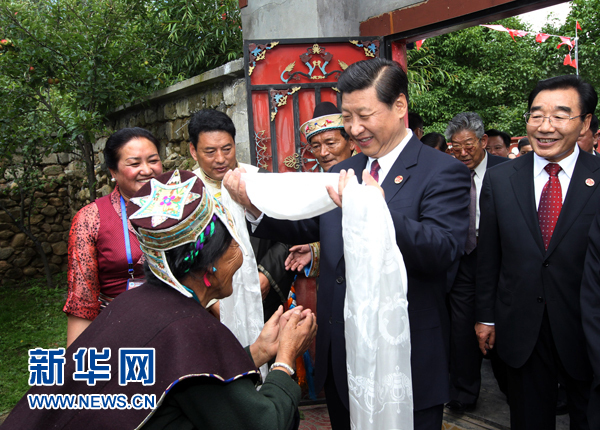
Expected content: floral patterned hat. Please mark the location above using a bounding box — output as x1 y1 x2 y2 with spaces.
127 169 242 298
300 101 345 141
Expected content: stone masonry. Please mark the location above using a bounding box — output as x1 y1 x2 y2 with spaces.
0 59 249 284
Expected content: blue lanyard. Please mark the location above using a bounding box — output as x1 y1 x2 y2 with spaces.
120 196 134 279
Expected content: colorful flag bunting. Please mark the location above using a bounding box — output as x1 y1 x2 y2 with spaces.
564 54 572 66
536 33 551 43
508 29 529 41
577 21 582 31
416 39 425 50
556 36 573 50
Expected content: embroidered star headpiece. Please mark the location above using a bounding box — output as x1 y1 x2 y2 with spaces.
126 170 243 298
129 170 201 227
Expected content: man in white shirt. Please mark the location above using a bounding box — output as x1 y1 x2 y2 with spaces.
444 112 507 414
475 75 600 429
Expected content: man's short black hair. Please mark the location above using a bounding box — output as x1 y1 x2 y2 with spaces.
421 132 447 152
528 75 598 117
337 58 409 108
408 112 424 132
518 137 530 151
486 129 511 148
591 114 599 135
188 109 236 149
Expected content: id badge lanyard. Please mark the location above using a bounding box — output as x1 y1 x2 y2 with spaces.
121 196 144 290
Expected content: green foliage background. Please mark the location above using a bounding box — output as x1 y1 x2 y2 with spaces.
409 2 596 137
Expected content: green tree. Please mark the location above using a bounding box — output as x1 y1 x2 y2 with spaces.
155 0 243 83
548 0 600 90
0 0 166 202
0 81 60 288
408 17 549 136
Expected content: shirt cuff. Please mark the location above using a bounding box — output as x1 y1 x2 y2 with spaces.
246 211 264 233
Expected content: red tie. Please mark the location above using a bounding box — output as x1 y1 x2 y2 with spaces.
370 160 380 183
538 163 562 250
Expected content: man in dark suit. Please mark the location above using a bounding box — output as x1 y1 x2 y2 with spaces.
476 75 600 429
224 58 470 429
581 210 600 429
444 112 507 414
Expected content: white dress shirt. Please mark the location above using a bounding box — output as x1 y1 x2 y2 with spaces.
473 150 488 234
533 144 579 208
366 130 413 184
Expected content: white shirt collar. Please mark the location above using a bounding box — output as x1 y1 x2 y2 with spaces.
368 129 413 175
533 143 579 179
473 150 488 178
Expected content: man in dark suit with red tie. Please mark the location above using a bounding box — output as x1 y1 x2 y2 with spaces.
476 75 600 429
225 58 471 429
444 112 507 414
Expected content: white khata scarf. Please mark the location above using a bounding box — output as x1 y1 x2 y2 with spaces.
243 172 414 430
194 164 266 380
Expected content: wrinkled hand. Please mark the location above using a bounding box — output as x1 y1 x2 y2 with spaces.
475 323 495 355
285 244 311 272
249 306 310 367
275 308 317 370
259 272 270 300
326 168 384 208
223 167 262 218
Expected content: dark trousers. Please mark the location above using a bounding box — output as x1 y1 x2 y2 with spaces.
506 309 591 430
324 349 444 430
447 249 482 404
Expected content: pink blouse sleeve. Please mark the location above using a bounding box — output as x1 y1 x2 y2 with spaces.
63 202 101 320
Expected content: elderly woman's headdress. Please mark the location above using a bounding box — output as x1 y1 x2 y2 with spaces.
127 169 242 298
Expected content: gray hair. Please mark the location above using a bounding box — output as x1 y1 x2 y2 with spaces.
444 112 485 141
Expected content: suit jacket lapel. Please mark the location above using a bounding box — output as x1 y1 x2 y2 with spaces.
546 152 600 256
509 154 545 253
381 136 420 203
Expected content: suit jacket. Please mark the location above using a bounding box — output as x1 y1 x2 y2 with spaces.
476 150 600 379
447 153 508 292
581 210 600 428
253 135 471 411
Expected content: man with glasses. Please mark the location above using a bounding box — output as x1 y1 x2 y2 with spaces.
476 75 600 429
444 112 507 414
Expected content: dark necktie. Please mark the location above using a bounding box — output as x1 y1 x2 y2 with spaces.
370 160 380 183
538 163 562 250
465 170 477 254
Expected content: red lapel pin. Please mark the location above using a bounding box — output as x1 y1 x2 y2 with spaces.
586 178 595 187
394 176 403 184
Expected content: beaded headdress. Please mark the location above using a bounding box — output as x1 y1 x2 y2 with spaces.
127 170 242 298
300 101 345 141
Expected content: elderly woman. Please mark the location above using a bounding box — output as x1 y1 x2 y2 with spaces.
63 127 163 346
2 170 316 430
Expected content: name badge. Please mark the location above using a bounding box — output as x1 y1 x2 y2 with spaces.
127 278 145 290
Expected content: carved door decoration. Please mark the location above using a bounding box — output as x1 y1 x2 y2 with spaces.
244 38 382 173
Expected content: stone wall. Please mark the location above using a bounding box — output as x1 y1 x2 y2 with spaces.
0 59 248 285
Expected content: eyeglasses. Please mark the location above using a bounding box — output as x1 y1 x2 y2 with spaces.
524 113 586 127
449 139 480 153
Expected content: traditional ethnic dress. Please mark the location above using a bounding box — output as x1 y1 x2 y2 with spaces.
63 185 144 320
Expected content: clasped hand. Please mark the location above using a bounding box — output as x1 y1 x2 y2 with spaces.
250 305 317 369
